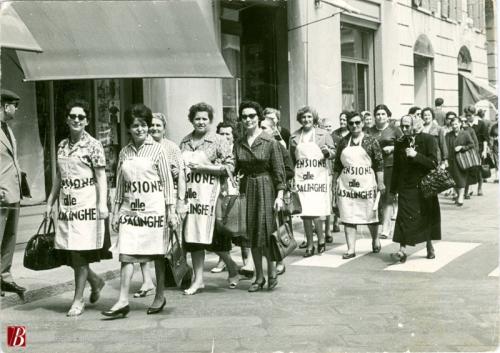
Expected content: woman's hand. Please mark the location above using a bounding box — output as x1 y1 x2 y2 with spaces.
481 150 488 159
97 205 109 219
168 209 179 229
405 147 417 158
274 197 284 212
440 160 449 169
171 164 179 179
44 204 53 219
111 213 120 233
454 145 463 152
176 199 188 220
320 145 330 157
377 181 386 194
382 146 395 155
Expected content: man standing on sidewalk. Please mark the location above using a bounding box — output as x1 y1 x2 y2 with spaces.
0 89 26 297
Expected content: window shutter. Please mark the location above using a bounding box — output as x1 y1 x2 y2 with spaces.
479 0 485 30
456 0 463 21
442 0 450 17
430 0 439 12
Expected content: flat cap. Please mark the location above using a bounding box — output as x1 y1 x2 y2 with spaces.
1 89 21 102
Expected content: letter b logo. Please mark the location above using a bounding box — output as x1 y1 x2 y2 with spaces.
7 326 26 347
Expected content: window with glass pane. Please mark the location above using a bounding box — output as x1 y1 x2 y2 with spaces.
341 25 373 112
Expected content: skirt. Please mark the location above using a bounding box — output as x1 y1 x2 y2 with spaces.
57 221 113 267
183 221 232 253
119 254 160 263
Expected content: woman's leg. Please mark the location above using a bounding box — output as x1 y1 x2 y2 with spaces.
314 218 325 245
151 259 166 307
368 223 381 252
216 251 239 279
109 262 134 310
210 256 226 273
477 168 483 195
344 224 357 255
185 250 205 294
139 262 155 290
250 247 265 283
456 187 465 204
303 218 314 252
324 216 332 241
380 199 393 238
72 265 88 305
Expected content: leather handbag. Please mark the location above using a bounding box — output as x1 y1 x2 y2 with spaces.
23 218 62 271
165 226 191 288
269 212 297 261
456 149 481 170
282 188 302 216
481 161 491 179
418 168 455 199
219 194 247 239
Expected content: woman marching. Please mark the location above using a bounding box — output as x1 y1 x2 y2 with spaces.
391 115 441 262
180 103 239 295
103 104 177 318
289 106 335 257
46 99 112 316
333 111 385 259
234 100 286 292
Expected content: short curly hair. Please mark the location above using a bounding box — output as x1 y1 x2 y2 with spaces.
66 98 90 119
421 107 435 121
124 104 153 129
296 106 319 124
345 111 362 123
374 104 392 118
238 101 263 121
188 102 214 123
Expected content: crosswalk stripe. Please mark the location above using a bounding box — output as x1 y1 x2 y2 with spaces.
488 267 499 277
291 238 392 268
384 241 481 273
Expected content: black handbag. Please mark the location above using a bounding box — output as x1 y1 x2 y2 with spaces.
282 188 302 216
481 161 491 179
418 168 455 199
23 218 62 271
269 212 297 261
165 226 191 288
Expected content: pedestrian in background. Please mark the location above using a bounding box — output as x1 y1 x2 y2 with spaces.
368 104 402 240
331 111 349 146
180 103 239 295
46 99 111 316
333 111 384 259
234 100 285 292
408 106 422 119
104 104 176 318
263 107 290 149
391 115 441 262
361 111 374 131
488 117 498 183
290 106 334 257
0 89 26 298
464 105 489 196
434 98 446 126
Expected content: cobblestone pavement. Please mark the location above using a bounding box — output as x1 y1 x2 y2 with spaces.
1 183 499 353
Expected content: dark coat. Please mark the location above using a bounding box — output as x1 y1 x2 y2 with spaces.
445 130 475 188
391 132 441 246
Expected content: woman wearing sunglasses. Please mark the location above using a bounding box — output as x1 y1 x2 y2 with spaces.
333 111 384 259
390 115 441 262
289 106 335 257
45 99 112 316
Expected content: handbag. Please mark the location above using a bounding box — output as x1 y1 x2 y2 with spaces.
164 226 191 288
418 168 456 199
282 188 302 216
481 161 491 179
220 194 247 239
456 149 481 170
269 212 297 261
23 218 62 271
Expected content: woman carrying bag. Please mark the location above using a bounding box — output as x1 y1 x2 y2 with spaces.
45 99 111 317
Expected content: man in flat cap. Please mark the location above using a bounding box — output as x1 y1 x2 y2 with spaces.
0 89 26 297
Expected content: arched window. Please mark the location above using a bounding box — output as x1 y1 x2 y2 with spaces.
413 35 434 107
458 46 472 72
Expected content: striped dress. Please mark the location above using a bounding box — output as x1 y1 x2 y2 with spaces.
234 132 286 248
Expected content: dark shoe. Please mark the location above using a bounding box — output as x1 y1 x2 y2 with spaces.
303 247 315 257
248 278 266 293
147 298 166 315
333 225 341 233
426 245 435 259
238 268 254 278
1 281 26 294
464 195 471 200
298 240 308 249
379 234 388 240
372 240 381 253
477 191 483 196
325 235 334 243
276 264 286 276
456 202 463 207
90 279 105 304
101 305 130 318
342 252 356 259
133 287 154 298
390 251 407 263
317 243 326 255
268 276 278 290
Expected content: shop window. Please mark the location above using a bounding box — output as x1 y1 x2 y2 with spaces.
341 25 374 112
221 33 242 125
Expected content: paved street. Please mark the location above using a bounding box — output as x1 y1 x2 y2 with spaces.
1 183 499 353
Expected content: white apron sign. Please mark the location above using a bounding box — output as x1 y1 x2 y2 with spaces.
336 135 378 224
294 130 330 217
118 156 167 255
56 156 104 250
183 151 221 244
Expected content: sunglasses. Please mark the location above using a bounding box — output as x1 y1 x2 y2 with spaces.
401 124 412 129
348 120 362 126
68 114 87 121
241 113 258 119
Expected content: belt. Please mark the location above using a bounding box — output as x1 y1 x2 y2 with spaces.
246 171 270 178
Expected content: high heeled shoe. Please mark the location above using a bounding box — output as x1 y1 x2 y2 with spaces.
317 243 326 255
342 252 356 259
133 287 154 298
183 284 205 295
147 298 166 315
228 274 240 289
390 251 407 263
67 301 85 317
426 246 436 259
268 276 278 290
101 305 130 318
372 240 381 253
303 247 315 257
248 278 266 292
